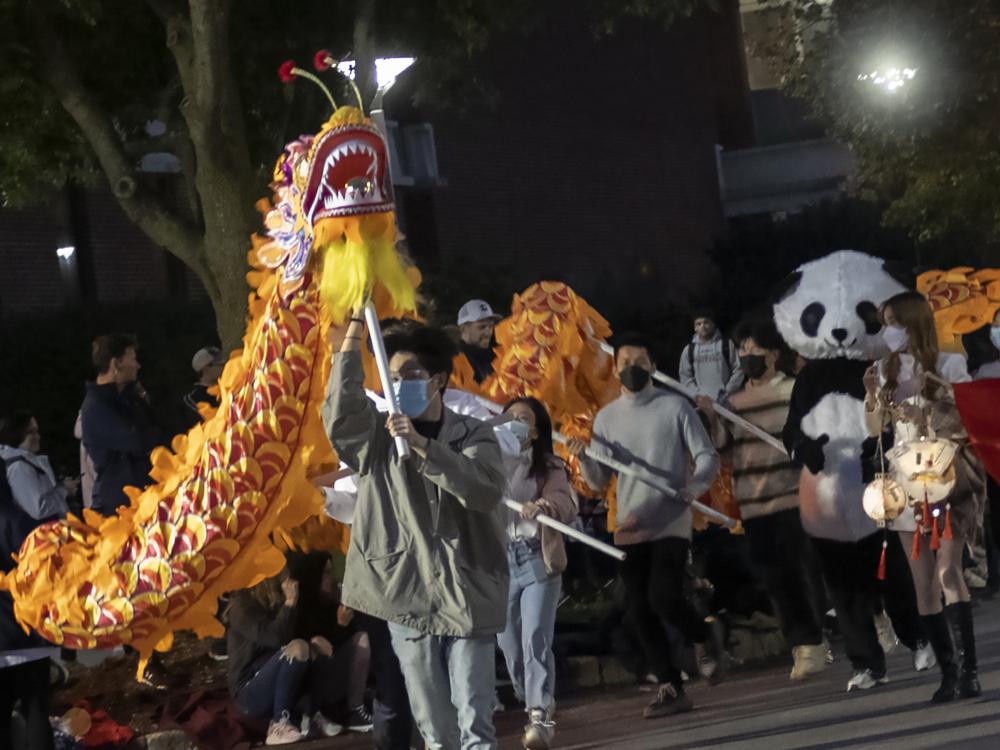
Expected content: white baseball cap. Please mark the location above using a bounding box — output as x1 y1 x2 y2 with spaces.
457 299 501 327
191 346 222 373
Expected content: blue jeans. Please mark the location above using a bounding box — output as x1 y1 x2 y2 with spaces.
496 539 560 714
388 622 497 750
236 644 354 721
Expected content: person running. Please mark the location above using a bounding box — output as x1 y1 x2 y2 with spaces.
570 333 720 719
864 291 985 703
497 397 576 750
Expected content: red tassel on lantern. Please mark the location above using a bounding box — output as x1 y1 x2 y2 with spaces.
930 507 941 551
944 502 953 541
911 527 921 560
877 537 888 580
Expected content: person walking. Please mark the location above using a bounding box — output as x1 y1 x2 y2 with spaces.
496 397 576 750
324 319 508 750
570 333 721 719
864 291 986 703
702 315 828 680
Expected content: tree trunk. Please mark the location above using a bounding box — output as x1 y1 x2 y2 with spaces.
353 0 378 106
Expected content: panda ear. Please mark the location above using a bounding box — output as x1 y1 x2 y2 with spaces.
771 271 803 304
881 260 914 289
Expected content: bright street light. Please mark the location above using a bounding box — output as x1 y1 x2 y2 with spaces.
336 57 416 91
858 66 918 94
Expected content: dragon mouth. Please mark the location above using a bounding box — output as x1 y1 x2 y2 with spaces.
303 125 393 223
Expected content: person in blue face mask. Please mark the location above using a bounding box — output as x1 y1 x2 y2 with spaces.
324 317 507 750
495 397 576 750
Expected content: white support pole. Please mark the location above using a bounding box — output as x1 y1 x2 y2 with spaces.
552 432 738 529
364 302 410 459
503 499 625 561
597 342 787 456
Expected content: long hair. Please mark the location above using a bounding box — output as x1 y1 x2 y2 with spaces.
880 291 941 401
225 572 286 621
504 396 556 481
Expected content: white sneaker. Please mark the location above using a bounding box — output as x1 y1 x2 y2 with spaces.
874 611 899 655
912 641 937 672
522 708 555 750
846 669 889 692
313 712 343 738
266 712 304 745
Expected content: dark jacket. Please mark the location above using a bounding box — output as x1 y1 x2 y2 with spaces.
460 341 495 384
1 469 45 651
226 595 297 696
181 383 220 431
80 381 162 516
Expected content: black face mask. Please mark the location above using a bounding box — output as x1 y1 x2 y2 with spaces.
620 365 651 393
740 354 768 380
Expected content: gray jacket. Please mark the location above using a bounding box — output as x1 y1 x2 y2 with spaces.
323 351 508 637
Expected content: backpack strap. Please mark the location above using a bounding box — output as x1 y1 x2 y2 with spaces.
690 339 732 380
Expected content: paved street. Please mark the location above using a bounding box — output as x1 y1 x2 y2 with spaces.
308 596 1000 750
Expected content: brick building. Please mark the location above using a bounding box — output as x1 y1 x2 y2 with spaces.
0 0 755 326
393 0 755 317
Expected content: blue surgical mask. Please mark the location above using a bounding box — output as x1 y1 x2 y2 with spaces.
393 379 430 418
881 324 909 353
991 325 1000 351
507 419 532 445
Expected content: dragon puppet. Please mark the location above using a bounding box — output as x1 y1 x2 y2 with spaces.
452 282 739 529
917 267 1000 352
1 57 736 673
0 62 418 672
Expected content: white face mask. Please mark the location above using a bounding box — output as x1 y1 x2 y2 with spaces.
881 324 909 353
507 419 532 446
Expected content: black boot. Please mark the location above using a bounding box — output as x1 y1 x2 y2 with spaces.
921 613 958 703
947 602 981 698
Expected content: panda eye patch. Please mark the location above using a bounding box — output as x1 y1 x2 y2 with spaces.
800 302 825 337
856 301 881 335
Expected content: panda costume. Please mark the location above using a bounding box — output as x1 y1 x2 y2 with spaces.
774 250 927 690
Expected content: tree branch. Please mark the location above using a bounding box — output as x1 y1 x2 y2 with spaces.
28 3 206 275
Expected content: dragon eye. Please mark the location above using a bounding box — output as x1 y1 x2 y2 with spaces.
346 177 374 196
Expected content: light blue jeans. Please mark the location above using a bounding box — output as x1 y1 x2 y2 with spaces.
496 539 561 714
388 622 497 750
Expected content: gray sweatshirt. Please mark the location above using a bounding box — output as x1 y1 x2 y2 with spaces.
580 385 720 544
679 332 744 400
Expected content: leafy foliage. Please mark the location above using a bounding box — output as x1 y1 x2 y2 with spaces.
0 0 708 344
756 0 1000 264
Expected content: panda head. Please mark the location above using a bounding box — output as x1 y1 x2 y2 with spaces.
773 250 909 361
